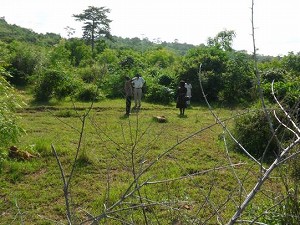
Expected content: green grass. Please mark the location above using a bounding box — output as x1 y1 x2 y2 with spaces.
0 98 283 224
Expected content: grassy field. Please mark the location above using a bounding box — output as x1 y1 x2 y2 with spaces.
0 97 282 224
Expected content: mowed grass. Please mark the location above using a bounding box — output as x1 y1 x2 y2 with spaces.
0 98 281 224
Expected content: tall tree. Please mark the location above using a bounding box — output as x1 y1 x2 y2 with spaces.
73 6 112 54
207 29 236 51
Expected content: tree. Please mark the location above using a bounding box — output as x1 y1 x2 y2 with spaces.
6 41 43 85
281 51 300 73
207 29 236 51
178 45 229 102
65 38 92 67
73 6 112 54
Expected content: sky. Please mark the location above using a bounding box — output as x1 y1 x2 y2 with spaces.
1 0 300 56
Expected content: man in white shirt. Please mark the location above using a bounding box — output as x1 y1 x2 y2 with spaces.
131 73 145 109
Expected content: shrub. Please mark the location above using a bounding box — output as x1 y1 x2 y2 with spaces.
75 83 104 102
231 109 283 162
145 84 174 104
103 72 125 98
0 67 25 148
33 69 76 102
158 74 173 86
6 41 43 86
262 81 300 108
77 64 107 84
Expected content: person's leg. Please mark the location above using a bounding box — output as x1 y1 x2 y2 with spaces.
126 96 131 115
137 89 142 107
133 89 138 108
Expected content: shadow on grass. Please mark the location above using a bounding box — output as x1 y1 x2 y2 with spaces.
177 114 188 118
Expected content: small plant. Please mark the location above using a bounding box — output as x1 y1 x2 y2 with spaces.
76 152 93 167
75 83 104 102
26 139 51 156
55 109 76 118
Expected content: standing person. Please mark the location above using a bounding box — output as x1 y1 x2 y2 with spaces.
176 80 187 116
131 73 145 109
185 79 192 106
124 76 133 116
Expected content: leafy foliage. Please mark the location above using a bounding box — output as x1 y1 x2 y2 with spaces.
145 83 174 104
33 69 77 102
0 66 25 149
179 45 228 102
231 110 278 161
64 38 92 67
207 29 236 51
231 108 295 162
75 83 104 101
219 51 254 104
6 41 44 85
73 6 112 53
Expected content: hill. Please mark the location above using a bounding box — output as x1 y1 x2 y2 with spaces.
0 17 61 46
0 17 195 54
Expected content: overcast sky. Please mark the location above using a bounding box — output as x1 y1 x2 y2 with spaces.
1 0 300 56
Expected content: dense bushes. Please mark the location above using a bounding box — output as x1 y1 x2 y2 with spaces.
145 84 174 104
33 69 77 102
1 23 300 108
231 107 296 162
75 83 104 101
0 66 25 149
232 109 280 161
264 81 300 107
6 41 44 85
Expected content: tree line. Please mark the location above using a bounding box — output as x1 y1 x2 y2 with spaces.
0 9 299 107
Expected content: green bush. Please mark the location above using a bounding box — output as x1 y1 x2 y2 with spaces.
6 41 43 86
231 109 281 162
103 72 125 98
75 83 104 102
262 81 300 108
145 84 174 104
77 64 107 84
0 67 25 148
158 74 173 86
33 69 76 102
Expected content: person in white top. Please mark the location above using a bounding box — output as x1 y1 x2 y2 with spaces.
184 80 192 106
131 73 145 109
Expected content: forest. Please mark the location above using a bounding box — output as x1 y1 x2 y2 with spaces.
0 5 300 224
